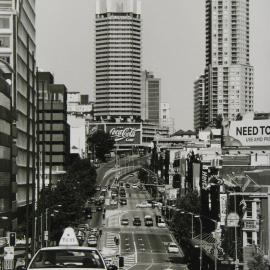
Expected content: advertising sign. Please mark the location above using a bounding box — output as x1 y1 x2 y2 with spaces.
227 212 240 227
106 123 142 145
201 165 209 190
219 194 227 226
225 119 270 147
87 123 105 136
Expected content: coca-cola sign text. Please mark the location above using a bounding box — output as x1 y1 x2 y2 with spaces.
110 127 139 142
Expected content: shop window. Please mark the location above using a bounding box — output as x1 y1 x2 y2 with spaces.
0 18 9 29
246 231 252 245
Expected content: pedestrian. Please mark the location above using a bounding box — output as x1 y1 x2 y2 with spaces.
114 236 117 243
99 229 102 237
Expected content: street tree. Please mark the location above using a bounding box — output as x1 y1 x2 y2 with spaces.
87 130 115 161
247 252 269 270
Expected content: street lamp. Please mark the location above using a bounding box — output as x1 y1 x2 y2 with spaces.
194 215 202 270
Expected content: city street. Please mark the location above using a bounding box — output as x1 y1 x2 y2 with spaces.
89 165 188 270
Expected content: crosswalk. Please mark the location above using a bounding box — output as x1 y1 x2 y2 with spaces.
105 232 119 251
123 253 136 269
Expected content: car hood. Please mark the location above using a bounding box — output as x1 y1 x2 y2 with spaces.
29 268 106 270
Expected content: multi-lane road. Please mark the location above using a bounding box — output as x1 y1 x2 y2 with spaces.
87 159 188 270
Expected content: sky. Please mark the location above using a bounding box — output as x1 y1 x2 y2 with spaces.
36 0 270 130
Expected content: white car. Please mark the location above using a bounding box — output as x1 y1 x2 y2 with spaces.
110 200 117 206
136 202 152 208
132 184 138 189
157 219 166 228
27 227 118 270
167 242 180 253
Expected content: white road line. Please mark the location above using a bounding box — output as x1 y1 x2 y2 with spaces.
132 232 137 264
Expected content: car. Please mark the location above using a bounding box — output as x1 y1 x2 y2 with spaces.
133 216 141 226
129 173 134 177
90 228 98 237
101 188 107 192
157 218 166 228
95 185 101 191
121 218 129 225
144 215 153 226
78 223 90 230
136 202 152 208
87 235 97 247
167 242 180 253
132 184 138 189
97 206 102 211
76 230 85 242
125 183 130 188
120 198 127 205
120 192 126 198
110 199 117 206
27 227 118 270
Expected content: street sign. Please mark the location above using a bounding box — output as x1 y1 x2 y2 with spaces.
44 230 48 241
4 246 14 260
227 212 240 227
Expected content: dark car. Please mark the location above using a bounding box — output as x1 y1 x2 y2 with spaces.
133 216 141 226
125 183 130 188
120 198 127 205
120 192 126 198
97 206 102 211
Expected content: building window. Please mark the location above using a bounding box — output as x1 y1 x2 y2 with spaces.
246 231 253 245
246 201 252 218
0 18 9 29
0 36 10 48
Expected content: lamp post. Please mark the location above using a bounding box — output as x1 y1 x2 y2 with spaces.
194 215 202 270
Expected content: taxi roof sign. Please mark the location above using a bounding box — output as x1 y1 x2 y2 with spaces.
59 227 79 246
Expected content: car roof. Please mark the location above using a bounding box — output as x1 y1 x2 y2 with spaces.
38 246 99 251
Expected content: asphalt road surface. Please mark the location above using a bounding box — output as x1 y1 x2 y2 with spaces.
84 156 188 269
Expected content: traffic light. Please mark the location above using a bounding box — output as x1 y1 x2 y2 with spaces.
118 256 124 268
9 232 16 246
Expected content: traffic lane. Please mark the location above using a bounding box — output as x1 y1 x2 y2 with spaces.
120 232 135 254
135 233 171 264
129 264 188 270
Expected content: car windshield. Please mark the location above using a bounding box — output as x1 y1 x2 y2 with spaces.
29 249 105 269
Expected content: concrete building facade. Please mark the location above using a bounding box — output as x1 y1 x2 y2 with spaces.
160 102 175 134
0 1 36 220
203 0 254 125
94 0 142 122
193 75 205 131
37 72 70 187
141 70 160 124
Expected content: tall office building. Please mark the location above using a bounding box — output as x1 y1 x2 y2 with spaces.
37 72 70 187
194 75 205 131
203 0 254 126
141 70 160 124
95 0 142 122
0 0 36 228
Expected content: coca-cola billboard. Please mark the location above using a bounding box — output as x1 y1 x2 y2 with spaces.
106 123 142 145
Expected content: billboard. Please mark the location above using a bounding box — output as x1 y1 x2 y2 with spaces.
224 119 270 147
87 123 142 145
106 123 142 145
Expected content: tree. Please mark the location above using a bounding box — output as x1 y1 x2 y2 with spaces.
171 190 201 241
87 130 115 161
247 252 268 270
215 114 223 129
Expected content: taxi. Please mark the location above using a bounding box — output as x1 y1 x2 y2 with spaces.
27 227 118 270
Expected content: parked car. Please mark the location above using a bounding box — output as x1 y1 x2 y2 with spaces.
167 242 180 253
110 199 117 206
125 183 130 188
132 184 138 189
97 206 102 211
144 215 153 226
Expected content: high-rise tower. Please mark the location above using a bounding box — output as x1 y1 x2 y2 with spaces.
95 0 142 122
202 0 254 126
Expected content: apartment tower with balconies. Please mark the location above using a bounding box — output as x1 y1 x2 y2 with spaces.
203 0 254 126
